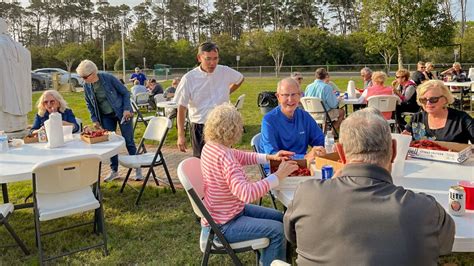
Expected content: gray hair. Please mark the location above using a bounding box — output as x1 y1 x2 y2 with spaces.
36 90 69 117
277 77 299 93
76 59 98 77
361 67 372 75
339 107 392 165
204 103 242 147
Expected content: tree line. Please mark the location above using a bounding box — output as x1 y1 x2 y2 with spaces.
1 0 472 72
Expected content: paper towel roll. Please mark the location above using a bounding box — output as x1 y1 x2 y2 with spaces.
347 80 356 99
45 112 64 148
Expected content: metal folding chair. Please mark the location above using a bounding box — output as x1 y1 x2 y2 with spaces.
0 203 30 255
32 154 108 265
119 117 176 205
300 96 338 138
177 157 269 266
251 133 278 210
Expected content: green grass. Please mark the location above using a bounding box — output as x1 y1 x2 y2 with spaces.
3 76 472 264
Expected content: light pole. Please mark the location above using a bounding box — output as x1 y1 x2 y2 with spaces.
102 37 106 71
121 14 126 82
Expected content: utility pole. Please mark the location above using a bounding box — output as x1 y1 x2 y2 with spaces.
121 15 126 81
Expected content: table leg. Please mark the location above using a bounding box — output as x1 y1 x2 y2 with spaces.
2 183 9 203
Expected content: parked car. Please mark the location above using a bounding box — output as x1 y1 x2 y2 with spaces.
31 71 51 91
33 68 84 87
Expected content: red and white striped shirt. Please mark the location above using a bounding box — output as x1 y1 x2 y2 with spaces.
200 142 278 225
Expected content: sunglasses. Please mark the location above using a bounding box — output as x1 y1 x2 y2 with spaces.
81 72 93 80
43 100 56 105
419 96 445 104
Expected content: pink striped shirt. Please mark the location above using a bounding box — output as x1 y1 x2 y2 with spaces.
200 142 277 225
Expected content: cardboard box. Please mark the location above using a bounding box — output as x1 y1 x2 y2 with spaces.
80 134 108 144
314 152 344 172
271 159 315 190
407 141 472 164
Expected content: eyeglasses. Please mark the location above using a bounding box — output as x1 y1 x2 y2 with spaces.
43 100 56 105
81 72 93 80
419 96 445 104
279 93 301 98
420 66 426 69
297 78 303 81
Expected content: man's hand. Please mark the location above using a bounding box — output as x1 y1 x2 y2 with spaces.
177 135 187 152
274 161 299 180
267 150 295 161
305 146 326 162
123 110 133 121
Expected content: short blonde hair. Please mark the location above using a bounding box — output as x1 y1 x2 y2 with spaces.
204 104 243 147
76 59 98 77
371 71 387 85
36 90 69 116
395 69 410 81
417 80 454 106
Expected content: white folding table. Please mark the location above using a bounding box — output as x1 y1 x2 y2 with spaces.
0 134 125 207
274 157 474 252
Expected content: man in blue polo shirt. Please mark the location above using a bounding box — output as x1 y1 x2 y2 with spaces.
129 67 147 85
305 68 344 131
260 78 326 161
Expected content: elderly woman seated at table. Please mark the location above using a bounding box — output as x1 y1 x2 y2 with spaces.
200 103 298 266
404 80 473 144
392 68 420 127
358 71 397 120
440 62 470 82
31 90 79 134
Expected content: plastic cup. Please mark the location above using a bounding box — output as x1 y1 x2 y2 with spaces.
62 125 73 141
390 133 412 178
459 181 474 210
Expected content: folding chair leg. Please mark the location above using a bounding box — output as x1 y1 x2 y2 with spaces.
98 201 109 256
150 168 160 186
270 192 278 209
255 250 260 266
3 219 30 255
135 170 152 205
34 208 44 264
162 160 176 193
119 168 133 193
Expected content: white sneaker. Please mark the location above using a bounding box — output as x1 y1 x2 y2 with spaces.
104 171 119 182
132 168 143 181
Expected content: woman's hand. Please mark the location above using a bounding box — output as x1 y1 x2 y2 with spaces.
274 161 299 180
267 150 295 161
93 122 102 129
401 130 412 136
391 80 398 88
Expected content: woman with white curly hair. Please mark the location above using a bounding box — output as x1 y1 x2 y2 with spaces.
200 103 298 266
31 90 79 134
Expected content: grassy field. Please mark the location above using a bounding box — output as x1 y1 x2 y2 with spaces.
2 76 473 264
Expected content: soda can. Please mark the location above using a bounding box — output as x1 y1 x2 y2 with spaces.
448 186 465 216
343 93 348 99
321 165 334 180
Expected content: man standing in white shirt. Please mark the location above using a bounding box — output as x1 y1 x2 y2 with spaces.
174 42 244 157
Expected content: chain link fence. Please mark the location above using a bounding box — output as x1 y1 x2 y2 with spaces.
109 63 474 83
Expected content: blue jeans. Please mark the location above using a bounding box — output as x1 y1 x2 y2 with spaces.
101 113 137 171
203 204 286 266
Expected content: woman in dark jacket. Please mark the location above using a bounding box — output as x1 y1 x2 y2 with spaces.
76 59 141 182
31 90 79 134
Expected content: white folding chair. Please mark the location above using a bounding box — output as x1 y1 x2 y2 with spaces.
131 99 155 132
32 154 108 264
134 92 150 110
177 158 269 266
0 203 30 255
367 95 400 132
119 117 176 205
300 96 338 138
251 133 278 209
154 93 167 116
